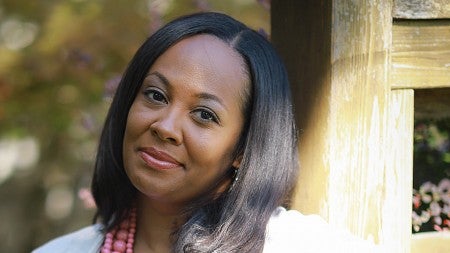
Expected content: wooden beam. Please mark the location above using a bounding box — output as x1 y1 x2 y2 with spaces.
412 232 450 253
392 20 450 89
272 0 396 248
393 0 450 19
327 0 392 242
271 0 332 217
382 89 414 253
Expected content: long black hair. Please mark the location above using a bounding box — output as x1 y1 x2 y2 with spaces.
91 12 298 253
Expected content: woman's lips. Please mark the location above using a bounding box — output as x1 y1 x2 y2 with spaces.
138 147 182 170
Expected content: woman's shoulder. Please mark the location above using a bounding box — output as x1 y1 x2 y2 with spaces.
264 207 382 253
32 224 104 253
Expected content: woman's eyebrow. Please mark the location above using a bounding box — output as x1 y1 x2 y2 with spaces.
196 92 227 110
147 71 170 86
147 71 227 110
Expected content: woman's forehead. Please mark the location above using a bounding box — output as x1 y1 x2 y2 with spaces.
146 34 250 103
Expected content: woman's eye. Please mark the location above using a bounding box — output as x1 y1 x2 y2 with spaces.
144 89 167 104
192 109 219 124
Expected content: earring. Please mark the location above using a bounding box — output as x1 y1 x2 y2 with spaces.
232 167 238 183
228 167 238 193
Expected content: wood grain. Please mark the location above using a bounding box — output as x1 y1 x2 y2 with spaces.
382 89 414 253
327 0 392 242
272 0 395 248
392 20 450 89
271 0 332 216
411 231 450 253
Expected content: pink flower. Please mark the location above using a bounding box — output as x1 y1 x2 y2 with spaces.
413 193 422 209
444 219 450 227
434 224 443 232
438 178 450 192
420 211 431 223
434 216 442 225
430 201 442 216
420 181 436 193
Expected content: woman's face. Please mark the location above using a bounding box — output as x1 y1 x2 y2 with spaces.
123 35 248 211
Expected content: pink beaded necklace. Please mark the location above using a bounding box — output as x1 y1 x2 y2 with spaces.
100 207 137 253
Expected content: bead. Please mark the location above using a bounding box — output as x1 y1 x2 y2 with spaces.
113 240 126 252
116 229 128 241
101 207 136 253
120 220 129 229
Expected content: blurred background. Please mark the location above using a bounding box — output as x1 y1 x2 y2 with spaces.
0 0 269 252
1 0 449 252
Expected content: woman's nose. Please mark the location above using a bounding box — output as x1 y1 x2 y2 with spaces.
149 111 183 145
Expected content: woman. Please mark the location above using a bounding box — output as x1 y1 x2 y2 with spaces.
34 12 378 253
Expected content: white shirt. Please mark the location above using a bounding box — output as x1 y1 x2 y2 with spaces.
33 207 380 253
264 207 379 252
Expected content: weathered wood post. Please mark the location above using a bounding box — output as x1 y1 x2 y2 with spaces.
271 1 413 252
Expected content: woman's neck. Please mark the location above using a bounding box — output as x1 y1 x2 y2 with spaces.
133 196 185 253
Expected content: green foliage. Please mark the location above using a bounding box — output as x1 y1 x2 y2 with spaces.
413 118 450 233
414 119 450 188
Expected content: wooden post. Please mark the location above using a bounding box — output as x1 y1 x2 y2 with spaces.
272 0 333 217
272 1 412 252
383 90 414 253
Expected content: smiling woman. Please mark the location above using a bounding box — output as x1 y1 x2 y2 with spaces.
33 12 379 253
123 35 247 213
